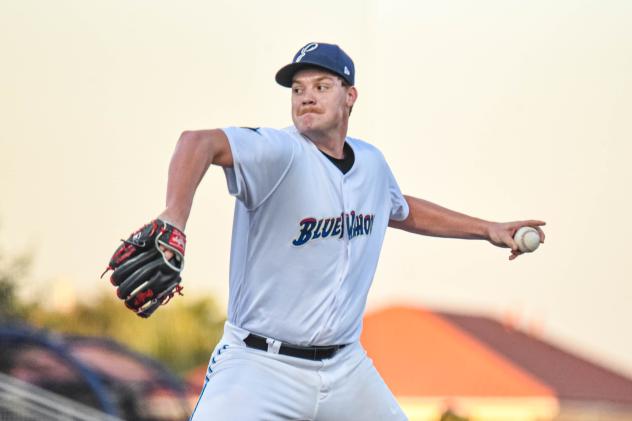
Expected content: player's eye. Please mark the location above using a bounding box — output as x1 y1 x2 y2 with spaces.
317 84 329 92
292 87 303 95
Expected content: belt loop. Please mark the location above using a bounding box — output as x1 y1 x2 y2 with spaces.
266 338 282 354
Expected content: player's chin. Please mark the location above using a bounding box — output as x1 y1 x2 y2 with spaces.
296 117 320 133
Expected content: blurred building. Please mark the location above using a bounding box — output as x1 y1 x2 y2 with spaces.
0 325 191 421
362 306 632 421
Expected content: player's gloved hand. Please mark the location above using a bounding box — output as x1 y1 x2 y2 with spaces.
486 220 545 260
102 219 186 317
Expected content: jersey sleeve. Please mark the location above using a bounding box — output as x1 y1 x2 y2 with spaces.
385 161 409 221
221 127 296 210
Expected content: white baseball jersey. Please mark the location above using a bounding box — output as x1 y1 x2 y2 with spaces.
221 126 409 346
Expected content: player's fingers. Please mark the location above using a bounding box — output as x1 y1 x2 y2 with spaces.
534 226 546 243
523 220 546 227
159 245 175 261
502 232 519 251
509 249 522 261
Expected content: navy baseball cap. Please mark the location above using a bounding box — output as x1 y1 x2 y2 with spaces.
275 42 355 87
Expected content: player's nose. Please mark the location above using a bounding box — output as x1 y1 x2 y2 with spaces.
301 88 317 105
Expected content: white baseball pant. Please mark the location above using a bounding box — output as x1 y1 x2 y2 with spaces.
189 322 407 421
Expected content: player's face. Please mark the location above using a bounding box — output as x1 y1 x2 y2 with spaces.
291 69 356 137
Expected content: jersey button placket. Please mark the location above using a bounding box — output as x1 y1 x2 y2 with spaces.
340 176 351 286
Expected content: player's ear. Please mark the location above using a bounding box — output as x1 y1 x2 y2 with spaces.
346 86 358 108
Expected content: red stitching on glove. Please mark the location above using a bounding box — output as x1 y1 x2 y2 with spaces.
161 285 184 305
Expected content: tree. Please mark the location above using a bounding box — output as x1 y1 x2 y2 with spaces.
440 409 469 421
28 292 226 374
0 246 32 321
0 228 225 374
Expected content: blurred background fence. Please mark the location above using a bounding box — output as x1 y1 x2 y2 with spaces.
0 371 122 421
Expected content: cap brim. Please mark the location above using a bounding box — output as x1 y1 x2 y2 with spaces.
275 63 314 87
275 62 344 88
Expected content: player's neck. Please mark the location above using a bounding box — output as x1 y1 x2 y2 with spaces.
301 122 348 159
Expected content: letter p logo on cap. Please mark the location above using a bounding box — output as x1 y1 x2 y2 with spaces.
295 43 319 63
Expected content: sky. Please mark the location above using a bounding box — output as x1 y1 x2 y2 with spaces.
1 1 631 377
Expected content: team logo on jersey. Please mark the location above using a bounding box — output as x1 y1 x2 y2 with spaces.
292 211 375 246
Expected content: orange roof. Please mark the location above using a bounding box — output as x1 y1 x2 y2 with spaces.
186 365 207 394
361 306 554 397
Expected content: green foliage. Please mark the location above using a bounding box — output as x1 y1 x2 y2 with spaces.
0 229 225 375
0 247 32 322
27 292 226 374
440 410 469 421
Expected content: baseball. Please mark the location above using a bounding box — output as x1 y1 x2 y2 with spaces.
514 227 541 252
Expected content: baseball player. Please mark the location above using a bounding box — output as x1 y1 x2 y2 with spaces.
105 42 545 420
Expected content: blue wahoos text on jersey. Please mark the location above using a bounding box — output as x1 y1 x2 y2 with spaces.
292 211 376 246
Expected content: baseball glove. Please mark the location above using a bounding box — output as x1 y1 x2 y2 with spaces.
102 219 186 318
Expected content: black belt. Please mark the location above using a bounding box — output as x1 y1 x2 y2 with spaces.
243 333 346 361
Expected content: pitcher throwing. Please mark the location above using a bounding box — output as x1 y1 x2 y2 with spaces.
105 42 545 420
